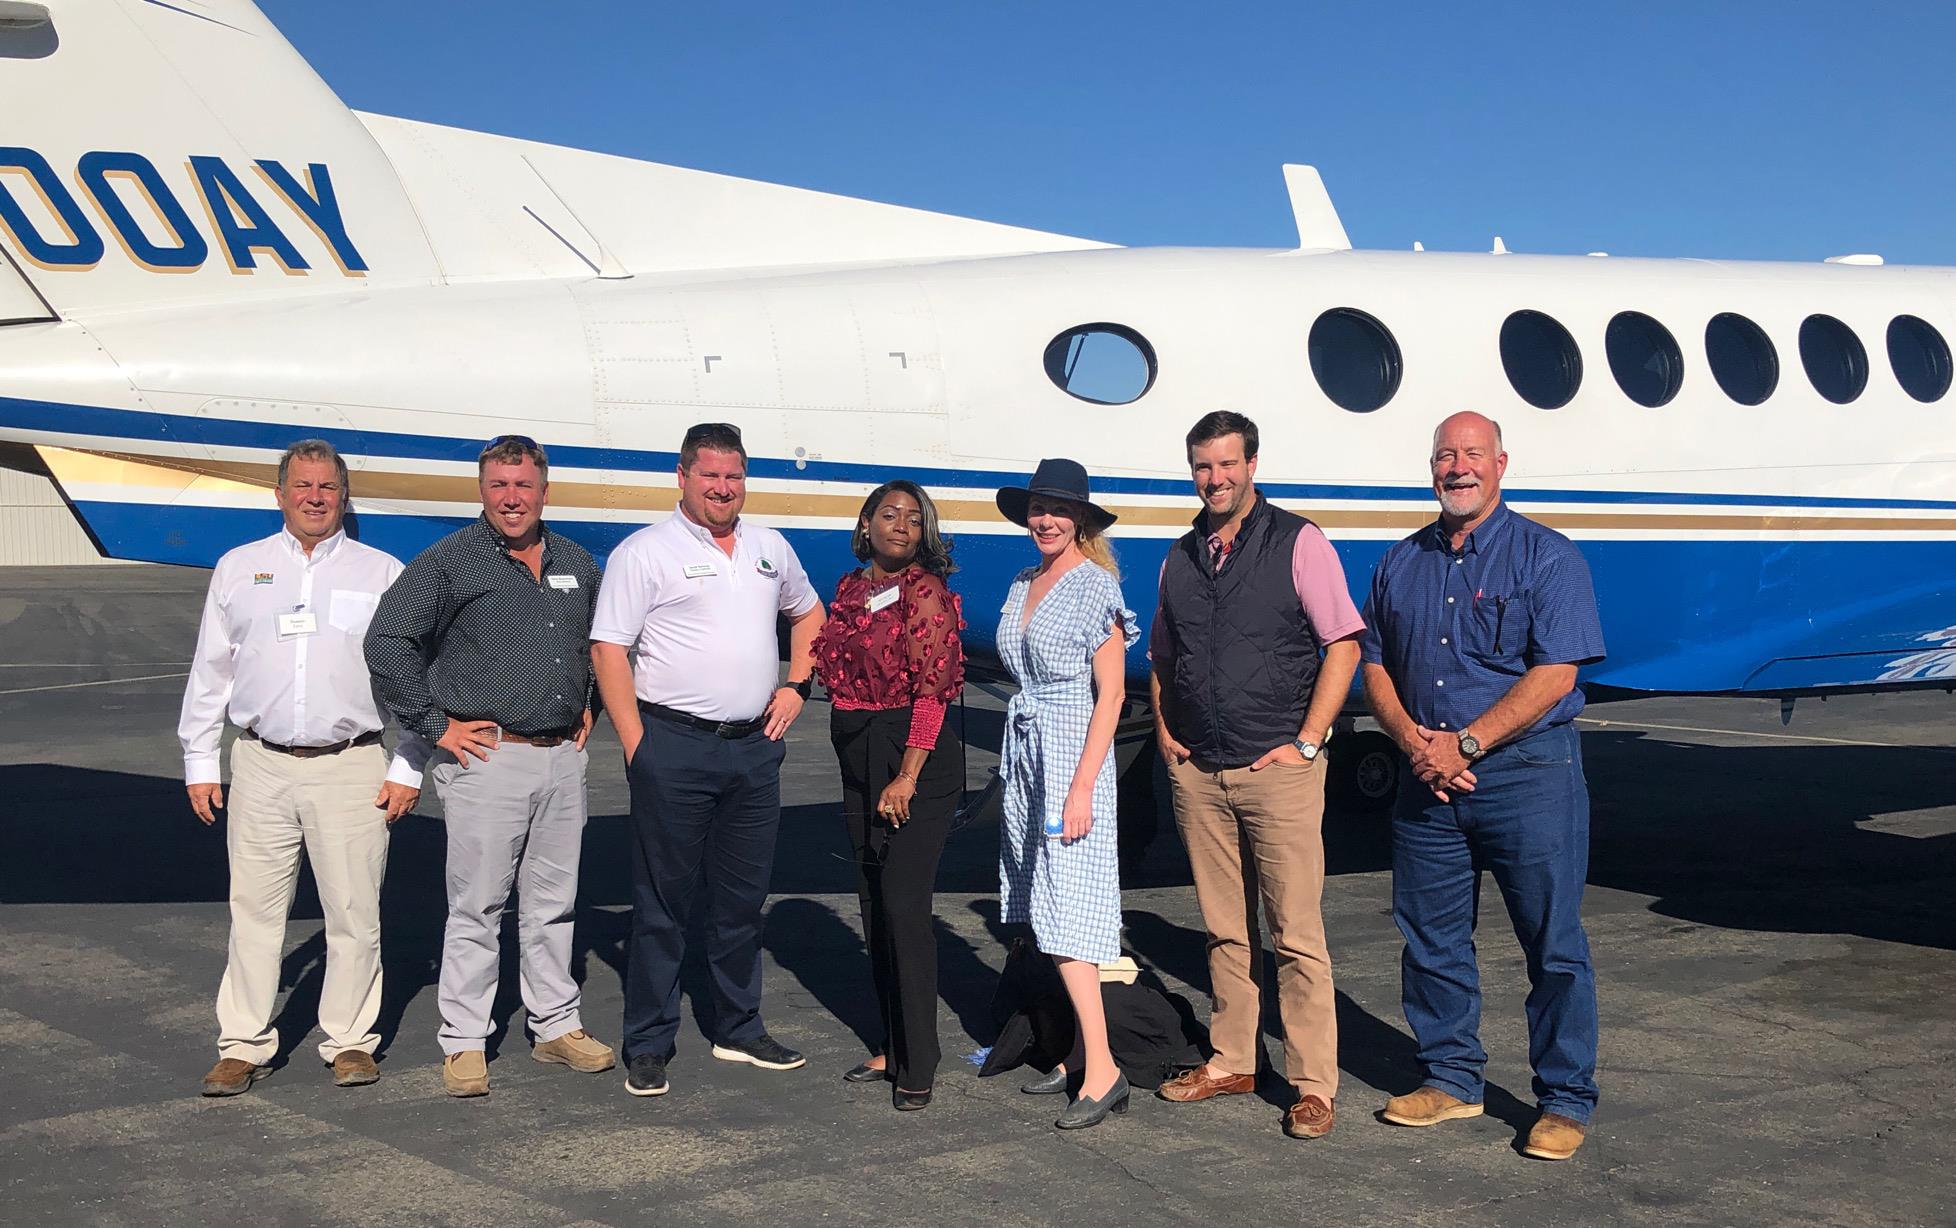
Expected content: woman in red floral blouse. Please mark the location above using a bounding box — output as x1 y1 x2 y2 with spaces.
810 479 965 1111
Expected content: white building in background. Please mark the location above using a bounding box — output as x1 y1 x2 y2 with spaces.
0 450 118 565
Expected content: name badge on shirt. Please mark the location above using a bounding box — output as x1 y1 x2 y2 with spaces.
684 563 717 579
547 573 578 591
867 584 900 614
276 610 318 638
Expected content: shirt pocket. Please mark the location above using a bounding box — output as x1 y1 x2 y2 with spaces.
1467 588 1531 662
328 589 382 636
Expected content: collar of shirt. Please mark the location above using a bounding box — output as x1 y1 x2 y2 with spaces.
278 527 346 563
672 504 742 550
1199 492 1265 571
468 513 559 567
1426 500 1514 557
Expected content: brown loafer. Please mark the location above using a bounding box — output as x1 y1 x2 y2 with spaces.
1381 1085 1484 1127
331 1050 379 1087
201 1057 267 1097
532 1028 616 1073
1156 1065 1256 1103
1284 1094 1335 1139
1523 1111 1587 1160
442 1050 489 1098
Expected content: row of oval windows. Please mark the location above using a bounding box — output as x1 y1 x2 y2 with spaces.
1044 308 1955 411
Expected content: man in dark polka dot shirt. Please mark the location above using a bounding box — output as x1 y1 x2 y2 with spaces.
365 435 613 1097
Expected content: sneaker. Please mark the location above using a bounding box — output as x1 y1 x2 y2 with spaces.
624 1053 670 1097
710 1033 806 1071
532 1028 616 1073
201 1057 267 1097
442 1050 489 1098
330 1050 380 1087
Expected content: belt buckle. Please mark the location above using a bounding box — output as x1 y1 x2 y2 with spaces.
715 720 740 738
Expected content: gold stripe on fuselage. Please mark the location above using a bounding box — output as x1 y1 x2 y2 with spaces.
49 447 1956 536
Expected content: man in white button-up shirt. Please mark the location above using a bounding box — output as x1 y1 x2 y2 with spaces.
178 440 426 1097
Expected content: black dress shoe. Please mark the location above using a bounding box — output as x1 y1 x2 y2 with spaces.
843 1061 891 1084
624 1053 669 1097
893 1086 932 1111
1055 1073 1131 1129
710 1033 806 1071
1021 1066 1071 1095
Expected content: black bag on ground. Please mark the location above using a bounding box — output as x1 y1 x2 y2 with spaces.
977 936 1208 1090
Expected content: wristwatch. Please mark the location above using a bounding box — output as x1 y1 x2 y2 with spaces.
1457 730 1484 761
1290 737 1320 762
787 676 813 699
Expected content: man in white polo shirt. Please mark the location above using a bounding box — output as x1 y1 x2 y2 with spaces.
179 439 426 1096
591 422 826 1098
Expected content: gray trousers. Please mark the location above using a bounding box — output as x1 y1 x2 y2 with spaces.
431 740 588 1054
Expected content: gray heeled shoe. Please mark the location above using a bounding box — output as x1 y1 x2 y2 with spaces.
1021 1066 1071 1095
1055 1073 1131 1129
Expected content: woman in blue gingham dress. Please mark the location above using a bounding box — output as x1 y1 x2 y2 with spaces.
992 458 1140 1128
996 561 1137 962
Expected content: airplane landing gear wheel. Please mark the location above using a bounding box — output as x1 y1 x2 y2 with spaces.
1330 730 1398 817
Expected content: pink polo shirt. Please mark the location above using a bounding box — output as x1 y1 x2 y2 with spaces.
1150 521 1365 653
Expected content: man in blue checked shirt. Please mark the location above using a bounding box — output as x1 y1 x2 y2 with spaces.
1359 411 1606 1163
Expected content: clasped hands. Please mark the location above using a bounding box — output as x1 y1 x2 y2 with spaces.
1407 726 1477 802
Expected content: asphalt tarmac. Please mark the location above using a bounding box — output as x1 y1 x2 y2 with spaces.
2 564 1954 1227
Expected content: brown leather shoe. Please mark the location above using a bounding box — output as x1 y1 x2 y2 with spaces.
1381 1085 1484 1127
201 1057 267 1097
1523 1111 1587 1160
1156 1065 1256 1102
532 1028 616 1073
1284 1094 1335 1139
442 1050 489 1098
331 1050 379 1087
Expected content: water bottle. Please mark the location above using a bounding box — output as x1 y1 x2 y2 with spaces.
1044 810 1064 840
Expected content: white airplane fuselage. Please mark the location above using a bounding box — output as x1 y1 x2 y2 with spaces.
1 0 1953 699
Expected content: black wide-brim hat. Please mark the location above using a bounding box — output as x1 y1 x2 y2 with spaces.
994 457 1118 531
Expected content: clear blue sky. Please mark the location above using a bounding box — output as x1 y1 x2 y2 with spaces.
261 1 1956 265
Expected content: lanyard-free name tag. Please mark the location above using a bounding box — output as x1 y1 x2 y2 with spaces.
867 585 900 614
547 573 578 591
276 610 318 638
683 563 716 579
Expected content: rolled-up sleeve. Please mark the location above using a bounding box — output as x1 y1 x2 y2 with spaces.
363 553 451 740
1357 557 1389 665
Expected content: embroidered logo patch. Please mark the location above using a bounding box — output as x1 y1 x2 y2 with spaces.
756 557 779 578
253 572 274 585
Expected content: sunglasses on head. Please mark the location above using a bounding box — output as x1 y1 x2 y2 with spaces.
487 433 539 450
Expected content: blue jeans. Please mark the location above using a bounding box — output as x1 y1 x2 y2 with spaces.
1391 721 1599 1122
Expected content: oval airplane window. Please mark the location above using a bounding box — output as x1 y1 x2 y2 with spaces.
1704 312 1778 405
1799 314 1868 405
1605 311 1683 408
1500 310 1582 409
1887 315 1951 403
1043 323 1157 405
1308 307 1402 413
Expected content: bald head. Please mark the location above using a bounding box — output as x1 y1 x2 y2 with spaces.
1431 411 1502 456
1429 412 1508 526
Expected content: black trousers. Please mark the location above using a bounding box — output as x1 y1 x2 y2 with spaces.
622 717 787 1061
831 706 961 1088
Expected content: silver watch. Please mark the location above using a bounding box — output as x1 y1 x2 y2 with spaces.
1291 737 1320 761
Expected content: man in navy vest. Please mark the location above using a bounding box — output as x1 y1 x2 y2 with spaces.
1360 411 1606 1161
1149 411 1364 1140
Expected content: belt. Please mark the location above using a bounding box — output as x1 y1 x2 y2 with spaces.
244 729 382 759
639 700 766 740
497 728 574 747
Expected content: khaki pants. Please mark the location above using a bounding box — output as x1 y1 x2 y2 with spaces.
216 736 389 1065
1166 754 1337 1100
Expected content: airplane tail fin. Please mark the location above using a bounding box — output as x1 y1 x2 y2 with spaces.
0 0 437 321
